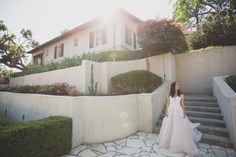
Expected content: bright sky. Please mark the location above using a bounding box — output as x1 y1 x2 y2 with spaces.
0 0 175 44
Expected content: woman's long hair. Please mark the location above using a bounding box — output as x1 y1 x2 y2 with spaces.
169 81 182 97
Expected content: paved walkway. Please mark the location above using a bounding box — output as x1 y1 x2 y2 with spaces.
62 131 236 157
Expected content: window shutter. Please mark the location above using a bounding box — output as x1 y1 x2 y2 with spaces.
54 46 57 59
133 33 137 49
102 28 107 44
61 43 64 57
89 31 94 48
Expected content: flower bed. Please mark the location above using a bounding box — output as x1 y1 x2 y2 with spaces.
0 82 79 96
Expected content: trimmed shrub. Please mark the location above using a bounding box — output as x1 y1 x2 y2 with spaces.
111 70 163 94
93 50 148 62
0 116 72 157
225 74 236 92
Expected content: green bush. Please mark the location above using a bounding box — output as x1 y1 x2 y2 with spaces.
225 74 236 93
0 116 72 157
188 14 236 50
111 70 163 94
13 50 156 77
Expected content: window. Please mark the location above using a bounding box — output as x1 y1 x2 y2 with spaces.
125 25 132 45
33 54 43 65
54 43 64 59
133 33 137 49
89 31 94 48
58 43 64 57
89 28 107 48
45 50 49 56
96 28 106 46
54 46 57 59
73 38 78 47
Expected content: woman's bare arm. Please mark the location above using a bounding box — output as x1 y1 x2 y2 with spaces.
165 95 170 116
181 94 186 118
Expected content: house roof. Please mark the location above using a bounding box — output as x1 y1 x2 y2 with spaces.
28 8 143 54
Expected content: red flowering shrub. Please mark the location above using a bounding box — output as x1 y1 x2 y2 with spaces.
137 19 188 55
0 83 79 96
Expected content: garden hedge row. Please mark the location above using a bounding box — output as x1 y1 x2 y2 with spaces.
13 50 152 77
111 70 163 94
0 116 72 157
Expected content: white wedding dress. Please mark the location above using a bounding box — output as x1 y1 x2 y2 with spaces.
157 94 202 155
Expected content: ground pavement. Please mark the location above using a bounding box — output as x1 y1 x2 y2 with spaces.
62 131 236 157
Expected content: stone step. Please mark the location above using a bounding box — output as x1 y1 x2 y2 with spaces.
198 125 229 137
201 133 233 148
188 116 225 127
185 106 220 113
184 96 217 103
185 101 219 107
186 111 223 120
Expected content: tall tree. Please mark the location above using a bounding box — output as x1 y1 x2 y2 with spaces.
137 19 188 55
0 20 39 70
174 0 236 28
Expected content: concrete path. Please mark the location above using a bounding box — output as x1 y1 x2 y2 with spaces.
62 131 236 157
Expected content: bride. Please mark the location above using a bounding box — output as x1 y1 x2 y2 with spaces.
157 81 202 155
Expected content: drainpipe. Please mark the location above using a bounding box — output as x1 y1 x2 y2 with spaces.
113 20 116 50
163 55 166 81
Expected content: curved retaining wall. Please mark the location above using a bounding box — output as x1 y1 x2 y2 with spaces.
0 81 171 148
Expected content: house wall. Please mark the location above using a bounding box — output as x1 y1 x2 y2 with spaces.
0 80 171 148
32 14 140 65
175 46 236 95
213 76 236 149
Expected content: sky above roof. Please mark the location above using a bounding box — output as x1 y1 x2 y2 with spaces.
0 0 176 44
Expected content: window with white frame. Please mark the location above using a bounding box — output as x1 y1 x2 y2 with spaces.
96 28 107 46
73 38 78 47
33 53 43 65
125 25 132 46
54 43 64 59
89 28 107 48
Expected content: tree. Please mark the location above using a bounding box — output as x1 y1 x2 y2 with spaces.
0 67 13 83
137 19 188 55
0 20 39 70
187 13 236 49
174 0 236 28
60 28 69 35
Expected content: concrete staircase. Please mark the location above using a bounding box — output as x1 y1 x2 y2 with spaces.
154 94 234 148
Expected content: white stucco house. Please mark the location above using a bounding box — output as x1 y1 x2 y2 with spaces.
28 8 143 65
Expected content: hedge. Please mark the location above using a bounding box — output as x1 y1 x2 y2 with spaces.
13 50 155 77
111 70 163 94
0 116 72 157
225 74 236 93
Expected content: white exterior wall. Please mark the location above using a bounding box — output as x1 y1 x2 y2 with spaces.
32 14 140 65
120 15 141 51
0 80 171 148
175 46 236 94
